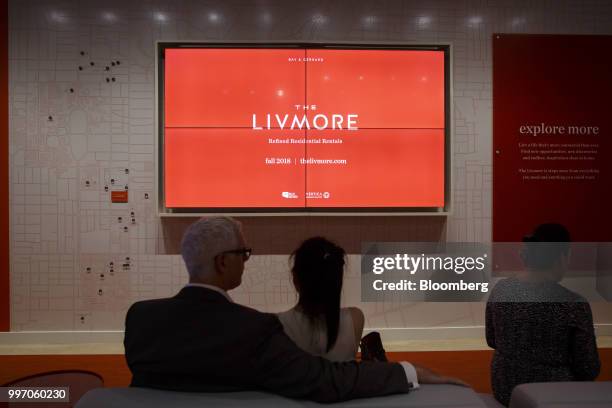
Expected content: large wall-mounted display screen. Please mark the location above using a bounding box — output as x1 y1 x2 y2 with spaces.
159 44 450 213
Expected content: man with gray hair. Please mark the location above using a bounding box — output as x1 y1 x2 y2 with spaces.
180 216 249 291
124 216 464 402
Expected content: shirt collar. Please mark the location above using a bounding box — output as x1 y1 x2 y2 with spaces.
184 283 233 302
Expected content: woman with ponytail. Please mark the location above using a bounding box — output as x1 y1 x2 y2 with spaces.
277 237 365 361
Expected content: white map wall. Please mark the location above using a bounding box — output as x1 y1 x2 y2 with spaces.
9 0 612 331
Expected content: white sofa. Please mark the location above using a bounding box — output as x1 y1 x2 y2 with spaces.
509 381 612 408
76 385 489 408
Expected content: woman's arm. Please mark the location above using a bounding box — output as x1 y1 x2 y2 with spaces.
349 307 365 349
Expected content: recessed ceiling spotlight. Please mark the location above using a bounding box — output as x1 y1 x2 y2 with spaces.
416 16 431 27
102 12 117 23
49 11 68 23
208 12 221 23
312 13 328 25
261 12 272 24
153 12 167 22
467 16 483 27
362 15 377 27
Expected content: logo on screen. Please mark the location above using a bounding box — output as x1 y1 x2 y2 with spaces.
306 192 330 199
281 192 298 199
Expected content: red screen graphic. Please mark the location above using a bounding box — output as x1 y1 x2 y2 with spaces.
164 48 445 209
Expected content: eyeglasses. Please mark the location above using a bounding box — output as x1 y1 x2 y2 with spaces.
219 248 252 261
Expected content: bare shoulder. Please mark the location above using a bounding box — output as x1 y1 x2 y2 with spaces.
348 307 365 333
348 307 364 322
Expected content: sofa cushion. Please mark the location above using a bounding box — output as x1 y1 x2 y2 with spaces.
509 381 612 408
76 385 487 407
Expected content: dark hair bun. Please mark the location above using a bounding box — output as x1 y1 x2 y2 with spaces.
523 223 571 269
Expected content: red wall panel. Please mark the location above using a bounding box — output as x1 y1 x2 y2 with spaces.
493 34 612 243
1 0 9 332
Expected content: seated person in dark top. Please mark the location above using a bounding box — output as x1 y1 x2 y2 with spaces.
124 216 466 403
486 223 600 406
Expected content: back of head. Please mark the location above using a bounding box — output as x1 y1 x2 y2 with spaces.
291 237 346 352
181 216 242 281
522 223 571 271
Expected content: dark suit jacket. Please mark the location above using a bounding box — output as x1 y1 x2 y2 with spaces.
124 286 411 403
